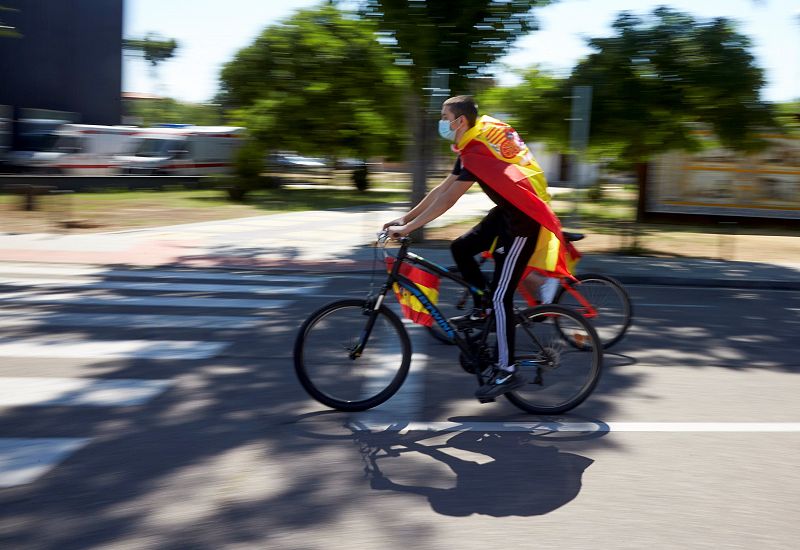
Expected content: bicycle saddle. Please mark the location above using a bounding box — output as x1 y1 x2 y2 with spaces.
563 231 585 242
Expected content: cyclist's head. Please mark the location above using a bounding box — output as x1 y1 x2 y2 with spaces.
442 95 478 129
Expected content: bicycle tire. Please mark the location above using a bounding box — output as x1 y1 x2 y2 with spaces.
555 273 632 349
505 304 603 415
294 299 412 412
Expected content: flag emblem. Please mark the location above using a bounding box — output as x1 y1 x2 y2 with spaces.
385 258 441 326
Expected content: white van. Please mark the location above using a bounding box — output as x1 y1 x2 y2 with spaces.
35 124 144 175
115 126 245 175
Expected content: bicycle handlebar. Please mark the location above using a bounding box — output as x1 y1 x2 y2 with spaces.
377 229 410 244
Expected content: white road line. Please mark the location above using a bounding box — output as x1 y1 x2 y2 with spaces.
0 310 263 329
0 264 320 284
637 303 715 308
0 337 227 359
0 438 91 488
0 377 172 407
0 291 290 309
0 278 321 295
355 421 800 433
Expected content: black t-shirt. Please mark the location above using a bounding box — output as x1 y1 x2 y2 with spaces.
452 157 540 236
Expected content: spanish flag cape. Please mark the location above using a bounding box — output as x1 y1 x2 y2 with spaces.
456 115 579 279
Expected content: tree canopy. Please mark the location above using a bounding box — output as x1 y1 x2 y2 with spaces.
219 5 409 161
568 7 774 162
123 33 178 67
360 0 551 93
359 0 552 208
478 67 569 149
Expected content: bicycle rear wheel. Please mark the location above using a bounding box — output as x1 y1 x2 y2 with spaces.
294 299 411 412
555 273 632 349
506 304 603 415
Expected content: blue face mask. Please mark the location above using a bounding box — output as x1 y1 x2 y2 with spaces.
438 118 457 141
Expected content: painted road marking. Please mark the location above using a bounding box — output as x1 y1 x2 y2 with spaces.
0 264 320 284
0 291 290 310
354 421 800 433
0 310 263 329
0 278 321 295
0 377 172 407
0 337 227 359
637 304 715 308
0 438 91 488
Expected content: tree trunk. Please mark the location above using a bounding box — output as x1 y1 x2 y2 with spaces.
407 93 431 241
635 161 649 223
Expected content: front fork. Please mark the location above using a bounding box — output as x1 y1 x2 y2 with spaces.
350 282 393 359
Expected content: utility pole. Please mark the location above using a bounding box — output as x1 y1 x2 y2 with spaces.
565 85 592 228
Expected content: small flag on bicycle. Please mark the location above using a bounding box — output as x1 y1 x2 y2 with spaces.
385 258 441 327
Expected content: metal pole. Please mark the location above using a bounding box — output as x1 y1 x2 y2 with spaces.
565 85 592 228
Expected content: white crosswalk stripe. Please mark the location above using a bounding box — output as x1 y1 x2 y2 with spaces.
0 263 320 284
0 290 291 309
0 377 173 407
0 277 323 295
0 438 91 488
0 337 227 359
0 264 323 488
0 310 263 329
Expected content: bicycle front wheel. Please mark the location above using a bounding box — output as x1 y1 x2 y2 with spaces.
506 304 603 415
294 299 411 412
555 273 633 349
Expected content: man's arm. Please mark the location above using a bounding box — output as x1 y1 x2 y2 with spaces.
383 174 460 229
388 178 474 236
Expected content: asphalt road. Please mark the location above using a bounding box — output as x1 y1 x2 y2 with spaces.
0 263 798 549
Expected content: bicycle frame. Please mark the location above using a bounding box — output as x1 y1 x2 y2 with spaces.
364 237 493 377
517 276 599 319
558 281 598 318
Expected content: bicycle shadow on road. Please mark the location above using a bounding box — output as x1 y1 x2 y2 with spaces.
348 419 602 518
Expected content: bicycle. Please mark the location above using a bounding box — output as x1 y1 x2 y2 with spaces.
427 232 633 350
293 231 603 415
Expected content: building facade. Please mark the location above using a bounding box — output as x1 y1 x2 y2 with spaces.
0 0 124 133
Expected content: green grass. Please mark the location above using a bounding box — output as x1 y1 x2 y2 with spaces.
0 182 414 232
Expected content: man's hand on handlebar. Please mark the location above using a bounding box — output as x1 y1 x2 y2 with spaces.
377 225 410 242
386 225 410 240
382 217 406 230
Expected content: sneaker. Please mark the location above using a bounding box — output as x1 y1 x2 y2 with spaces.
475 369 525 400
449 307 489 328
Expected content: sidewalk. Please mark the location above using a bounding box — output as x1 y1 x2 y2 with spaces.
1 192 798 290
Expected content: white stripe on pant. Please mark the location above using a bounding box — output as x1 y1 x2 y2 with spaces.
493 235 527 370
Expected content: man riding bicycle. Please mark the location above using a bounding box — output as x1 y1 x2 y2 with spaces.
384 95 575 400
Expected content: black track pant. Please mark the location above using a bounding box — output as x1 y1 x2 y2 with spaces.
450 207 540 369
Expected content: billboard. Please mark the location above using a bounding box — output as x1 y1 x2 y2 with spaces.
649 133 800 220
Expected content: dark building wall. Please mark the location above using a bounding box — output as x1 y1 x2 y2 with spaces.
0 0 123 125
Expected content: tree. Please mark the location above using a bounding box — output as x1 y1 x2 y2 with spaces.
563 7 776 219
125 97 222 127
123 33 179 95
478 67 569 149
775 101 800 136
569 7 774 164
359 0 552 217
219 5 409 183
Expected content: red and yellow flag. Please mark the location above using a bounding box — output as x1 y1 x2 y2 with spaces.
457 116 577 279
385 258 440 327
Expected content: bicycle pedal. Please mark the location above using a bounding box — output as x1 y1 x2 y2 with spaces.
478 397 496 404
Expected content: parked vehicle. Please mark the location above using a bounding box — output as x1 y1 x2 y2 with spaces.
4 118 64 173
35 124 143 175
265 152 328 172
115 125 245 175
